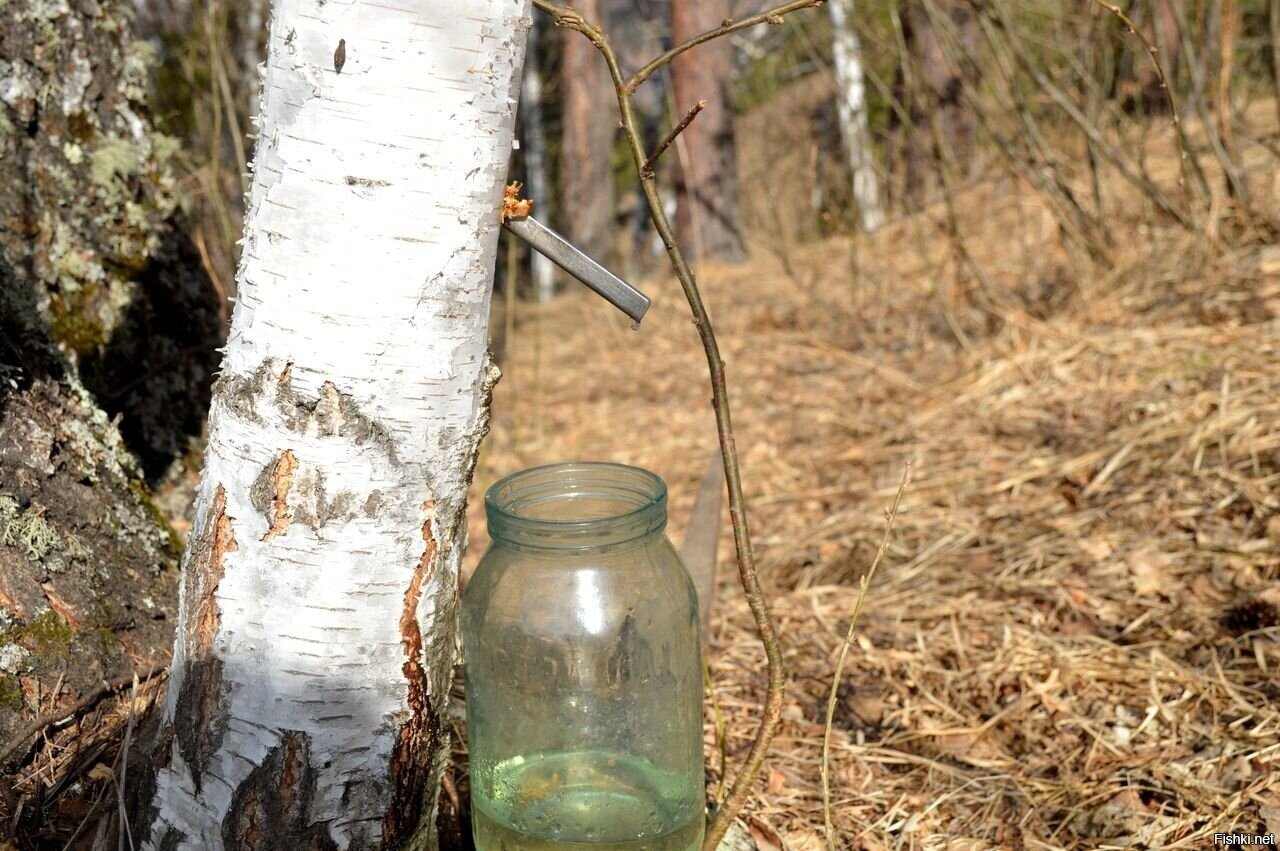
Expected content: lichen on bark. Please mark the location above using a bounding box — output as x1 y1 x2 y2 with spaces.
0 0 221 843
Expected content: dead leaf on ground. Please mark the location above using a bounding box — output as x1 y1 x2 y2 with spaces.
1127 550 1169 597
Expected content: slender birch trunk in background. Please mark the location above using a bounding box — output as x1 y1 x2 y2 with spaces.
828 0 884 232
143 1 530 848
521 17 557 303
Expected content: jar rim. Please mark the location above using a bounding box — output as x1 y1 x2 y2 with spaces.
484 462 668 548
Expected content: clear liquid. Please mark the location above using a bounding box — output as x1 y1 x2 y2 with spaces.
472 750 704 851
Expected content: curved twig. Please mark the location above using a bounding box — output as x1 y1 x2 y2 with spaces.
1085 0 1209 204
532 2 820 846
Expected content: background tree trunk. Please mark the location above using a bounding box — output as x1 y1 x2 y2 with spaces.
829 0 885 232
670 0 746 263
522 18 557 304
561 0 617 264
142 1 530 848
903 0 977 204
0 0 221 843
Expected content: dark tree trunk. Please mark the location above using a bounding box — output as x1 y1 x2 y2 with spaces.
670 0 746 263
561 0 617 263
0 0 221 845
902 0 977 204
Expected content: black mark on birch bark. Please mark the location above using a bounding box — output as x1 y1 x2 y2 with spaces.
216 362 398 462
222 730 338 850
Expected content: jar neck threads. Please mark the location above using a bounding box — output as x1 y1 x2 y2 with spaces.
485 462 668 550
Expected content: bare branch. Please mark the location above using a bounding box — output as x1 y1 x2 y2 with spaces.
1085 0 1207 203
626 0 825 92
0 663 169 765
644 99 707 176
529 2 806 847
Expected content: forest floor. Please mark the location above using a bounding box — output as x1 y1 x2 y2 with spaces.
468 151 1280 848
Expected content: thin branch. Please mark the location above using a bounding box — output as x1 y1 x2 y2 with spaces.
644 99 707 176
531 3 804 847
625 0 825 92
1085 0 1209 204
0 663 168 766
821 465 910 851
981 2 1194 230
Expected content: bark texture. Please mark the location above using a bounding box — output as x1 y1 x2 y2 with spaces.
144 1 530 848
560 0 616 264
670 0 746 263
0 0 215 843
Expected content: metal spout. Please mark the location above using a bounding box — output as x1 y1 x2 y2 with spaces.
503 215 651 325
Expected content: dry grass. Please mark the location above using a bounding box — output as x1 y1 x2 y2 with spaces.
469 114 1280 848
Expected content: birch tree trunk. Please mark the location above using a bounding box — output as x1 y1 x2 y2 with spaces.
828 0 884 232
143 1 530 848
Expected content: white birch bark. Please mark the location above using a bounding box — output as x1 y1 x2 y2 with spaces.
144 1 530 848
520 17 556 303
828 0 884 232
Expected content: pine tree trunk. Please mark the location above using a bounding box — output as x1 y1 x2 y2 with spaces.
828 0 884 232
670 0 745 263
561 0 616 263
143 1 530 848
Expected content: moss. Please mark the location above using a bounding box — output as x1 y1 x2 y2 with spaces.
1 610 75 657
0 675 23 711
90 626 125 664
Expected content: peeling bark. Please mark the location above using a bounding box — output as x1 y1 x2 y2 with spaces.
261 452 299 541
172 485 237 793
383 505 441 848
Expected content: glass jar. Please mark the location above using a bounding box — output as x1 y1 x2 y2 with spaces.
462 462 705 851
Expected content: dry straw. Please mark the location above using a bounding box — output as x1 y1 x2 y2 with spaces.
475 97 1280 844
